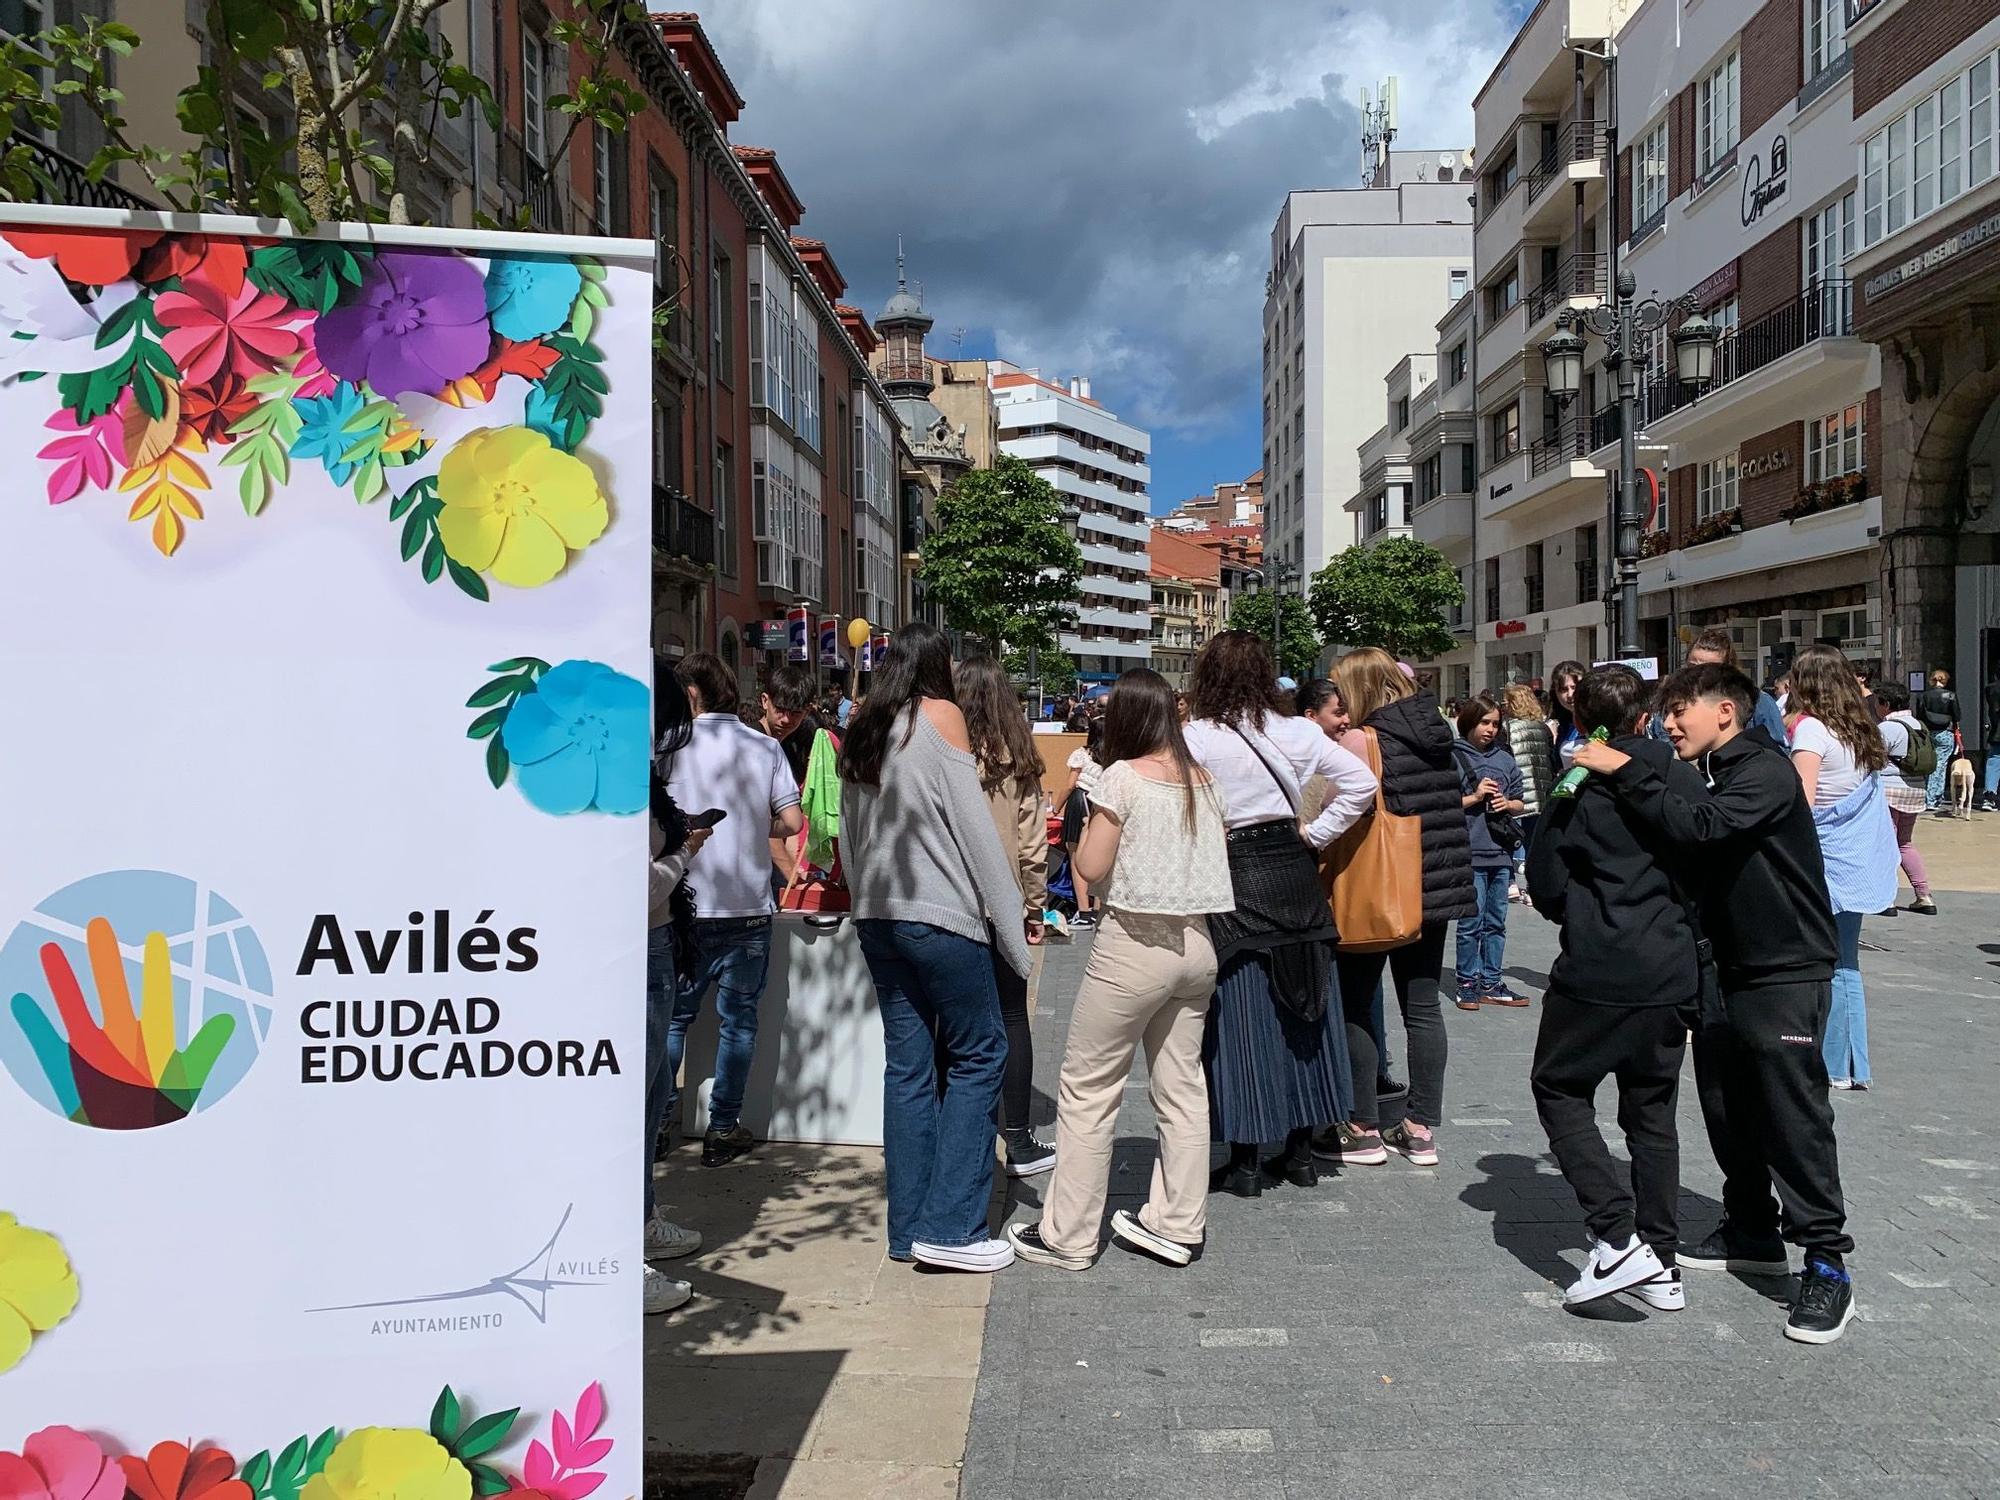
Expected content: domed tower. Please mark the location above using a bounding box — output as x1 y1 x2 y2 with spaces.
876 240 969 478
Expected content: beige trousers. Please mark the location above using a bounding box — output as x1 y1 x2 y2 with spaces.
1041 909 1218 1257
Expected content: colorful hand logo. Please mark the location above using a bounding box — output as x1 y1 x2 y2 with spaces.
9 916 237 1129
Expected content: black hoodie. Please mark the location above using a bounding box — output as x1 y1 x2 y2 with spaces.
1526 734 1709 1006
1605 726 1836 989
1366 692 1476 923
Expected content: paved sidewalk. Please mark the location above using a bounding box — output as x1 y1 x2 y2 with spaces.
963 893 2000 1500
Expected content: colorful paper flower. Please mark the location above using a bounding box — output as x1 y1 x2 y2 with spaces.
300 1431 468 1500
2 227 162 285
180 373 258 444
0 1427 125 1500
436 426 607 587
501 661 648 815
290 383 371 485
0 1212 78 1375
155 275 303 389
315 251 489 399
36 409 123 504
290 318 339 399
119 1444 250 1500
135 235 250 297
484 255 583 342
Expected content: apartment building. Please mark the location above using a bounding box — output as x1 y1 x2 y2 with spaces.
1148 530 1223 688
1410 291 1482 700
1348 353 1436 549
1160 470 1265 530
991 365 1154 682
1262 152 1475 586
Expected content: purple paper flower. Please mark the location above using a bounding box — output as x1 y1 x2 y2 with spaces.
314 250 491 399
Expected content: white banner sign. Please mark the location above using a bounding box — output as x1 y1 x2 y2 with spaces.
0 207 650 1498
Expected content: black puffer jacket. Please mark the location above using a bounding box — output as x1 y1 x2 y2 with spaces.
1368 692 1476 922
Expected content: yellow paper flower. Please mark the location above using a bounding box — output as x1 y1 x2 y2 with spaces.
0 1211 79 1374
436 426 607 588
301 1431 470 1500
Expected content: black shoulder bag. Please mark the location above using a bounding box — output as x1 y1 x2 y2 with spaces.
1452 748 1524 853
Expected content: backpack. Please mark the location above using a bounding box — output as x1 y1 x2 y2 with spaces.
1891 713 1937 778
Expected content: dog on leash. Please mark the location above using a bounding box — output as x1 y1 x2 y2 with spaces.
1951 755 1976 818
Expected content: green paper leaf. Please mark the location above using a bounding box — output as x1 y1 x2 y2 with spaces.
240 1453 272 1495
466 705 507 739
485 736 510 789
274 1436 307 1487
399 508 426 560
453 1408 520 1461
430 1386 461 1446
389 486 420 521
421 533 445 583
354 460 385 504
306 1429 337 1475
238 458 269 515
465 674 532 708
448 560 490 601
487 657 550 673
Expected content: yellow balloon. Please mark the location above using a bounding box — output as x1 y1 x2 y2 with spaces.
846 618 872 649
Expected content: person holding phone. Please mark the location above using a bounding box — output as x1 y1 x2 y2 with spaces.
1452 695 1528 1011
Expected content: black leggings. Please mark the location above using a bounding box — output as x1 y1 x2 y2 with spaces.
995 952 1034 1133
1336 921 1450 1129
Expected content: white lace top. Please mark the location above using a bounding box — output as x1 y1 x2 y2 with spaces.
1087 760 1234 916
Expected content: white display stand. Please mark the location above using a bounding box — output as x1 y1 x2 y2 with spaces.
677 913 886 1146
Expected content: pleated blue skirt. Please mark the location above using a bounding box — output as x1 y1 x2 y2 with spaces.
1202 951 1354 1145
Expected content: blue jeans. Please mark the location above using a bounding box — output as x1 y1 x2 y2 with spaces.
1824 910 1870 1085
856 920 1007 1257
1455 867 1512 996
643 924 676 1218
666 916 774 1134
1984 750 2000 798
1925 730 1956 807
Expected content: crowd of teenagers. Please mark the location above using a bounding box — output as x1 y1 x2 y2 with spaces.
638 621 1929 1346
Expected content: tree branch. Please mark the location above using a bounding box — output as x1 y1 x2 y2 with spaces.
203 0 250 208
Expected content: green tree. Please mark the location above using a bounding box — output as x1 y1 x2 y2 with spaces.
0 0 645 228
1005 639 1077 697
1225 589 1322 681
1308 536 1464 661
919 455 1084 655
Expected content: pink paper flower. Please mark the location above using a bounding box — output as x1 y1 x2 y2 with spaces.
290 317 337 398
155 274 303 388
0 1426 126 1500
36 409 123 504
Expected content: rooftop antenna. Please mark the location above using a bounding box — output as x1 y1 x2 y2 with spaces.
952 326 966 354
1360 75 1399 186
895 234 907 292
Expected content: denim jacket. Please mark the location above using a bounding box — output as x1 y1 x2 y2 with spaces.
1813 774 1898 916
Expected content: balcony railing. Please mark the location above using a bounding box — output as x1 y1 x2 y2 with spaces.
1529 416 1595 475
1590 401 1624 451
1527 251 1607 323
15 138 153 210
1526 120 1611 203
653 486 715 569
1640 280 1855 421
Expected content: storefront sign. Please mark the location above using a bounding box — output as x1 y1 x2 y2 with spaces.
872 633 891 669
0 208 649 1487
1740 134 1789 228
1692 261 1740 308
1594 655 1661 681
1742 449 1793 479
817 615 840 667
786 603 811 662
1864 208 2000 301
752 619 790 651
1844 0 1883 24
1496 620 1527 638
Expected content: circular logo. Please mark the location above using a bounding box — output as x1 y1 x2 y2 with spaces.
0 871 273 1129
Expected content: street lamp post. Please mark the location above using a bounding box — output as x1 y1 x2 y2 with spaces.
1246 562 1301 674
1538 269 1716 659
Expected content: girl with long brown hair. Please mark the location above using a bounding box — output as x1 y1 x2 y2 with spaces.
1784 643 1896 1090
1180 632 1377 1196
955 655 1054 1176
1009 668 1233 1271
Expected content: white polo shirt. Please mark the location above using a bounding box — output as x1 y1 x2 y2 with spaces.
667 714 800 919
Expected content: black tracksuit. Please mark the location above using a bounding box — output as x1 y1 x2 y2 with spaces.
1525 734 1708 1259
1606 728 1852 1259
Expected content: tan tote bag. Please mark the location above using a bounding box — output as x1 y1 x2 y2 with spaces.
1322 727 1424 954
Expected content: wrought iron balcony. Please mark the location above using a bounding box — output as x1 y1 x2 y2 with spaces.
1643 281 1855 421
1529 416 1596 476
14 138 153 210
1525 119 1611 203
653 486 715 569
1527 252 1607 323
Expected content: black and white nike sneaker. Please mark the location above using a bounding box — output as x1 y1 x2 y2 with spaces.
1564 1234 1667 1305
1624 1266 1685 1311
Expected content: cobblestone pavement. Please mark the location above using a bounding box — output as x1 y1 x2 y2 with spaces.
961 893 2000 1500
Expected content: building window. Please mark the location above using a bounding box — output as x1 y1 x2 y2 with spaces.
1489 404 1520 460
1806 192 1856 284
1395 395 1410 432
1575 524 1599 603
1449 268 1469 301
1460 442 1477 493
1648 467 1670 533
1635 118 1669 227
1805 0 1847 83
1709 295 1739 339
715 441 736 576
1807 403 1866 482
1975 54 1996 190
1696 453 1739 520
710 250 732 381
1448 341 1467 387
1400 484 1412 525
1484 556 1501 622
648 164 680 303
1851 37 2000 253
1698 51 1739 176
1487 149 1519 204
1525 544 1544 613
1486 267 1520 320
652 388 683 494
521 28 550 165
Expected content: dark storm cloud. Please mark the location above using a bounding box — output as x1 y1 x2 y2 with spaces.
700 0 1514 439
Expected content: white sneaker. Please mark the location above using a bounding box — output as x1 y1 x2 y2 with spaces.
644 1266 692 1314
1624 1267 1686 1311
911 1237 1015 1272
1564 1234 1666 1305
644 1215 703 1260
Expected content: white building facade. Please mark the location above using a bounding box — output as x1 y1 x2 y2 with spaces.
1411 290 1481 701
1263 152 1474 585
991 364 1154 682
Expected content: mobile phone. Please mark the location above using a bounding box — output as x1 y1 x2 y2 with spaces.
687 807 728 829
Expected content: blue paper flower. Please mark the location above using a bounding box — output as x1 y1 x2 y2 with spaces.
523 382 568 448
501 660 648 815
290 382 368 484
484 254 583 342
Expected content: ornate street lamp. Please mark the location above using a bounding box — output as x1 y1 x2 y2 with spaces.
1538 268 1715 658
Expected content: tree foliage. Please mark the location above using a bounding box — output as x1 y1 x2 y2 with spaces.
919 456 1083 655
1225 589 1323 682
0 0 646 229
1308 536 1463 661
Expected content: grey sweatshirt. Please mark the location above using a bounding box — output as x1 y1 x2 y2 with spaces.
840 708 1034 977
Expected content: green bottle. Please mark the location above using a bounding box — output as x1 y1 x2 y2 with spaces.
1550 726 1610 799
